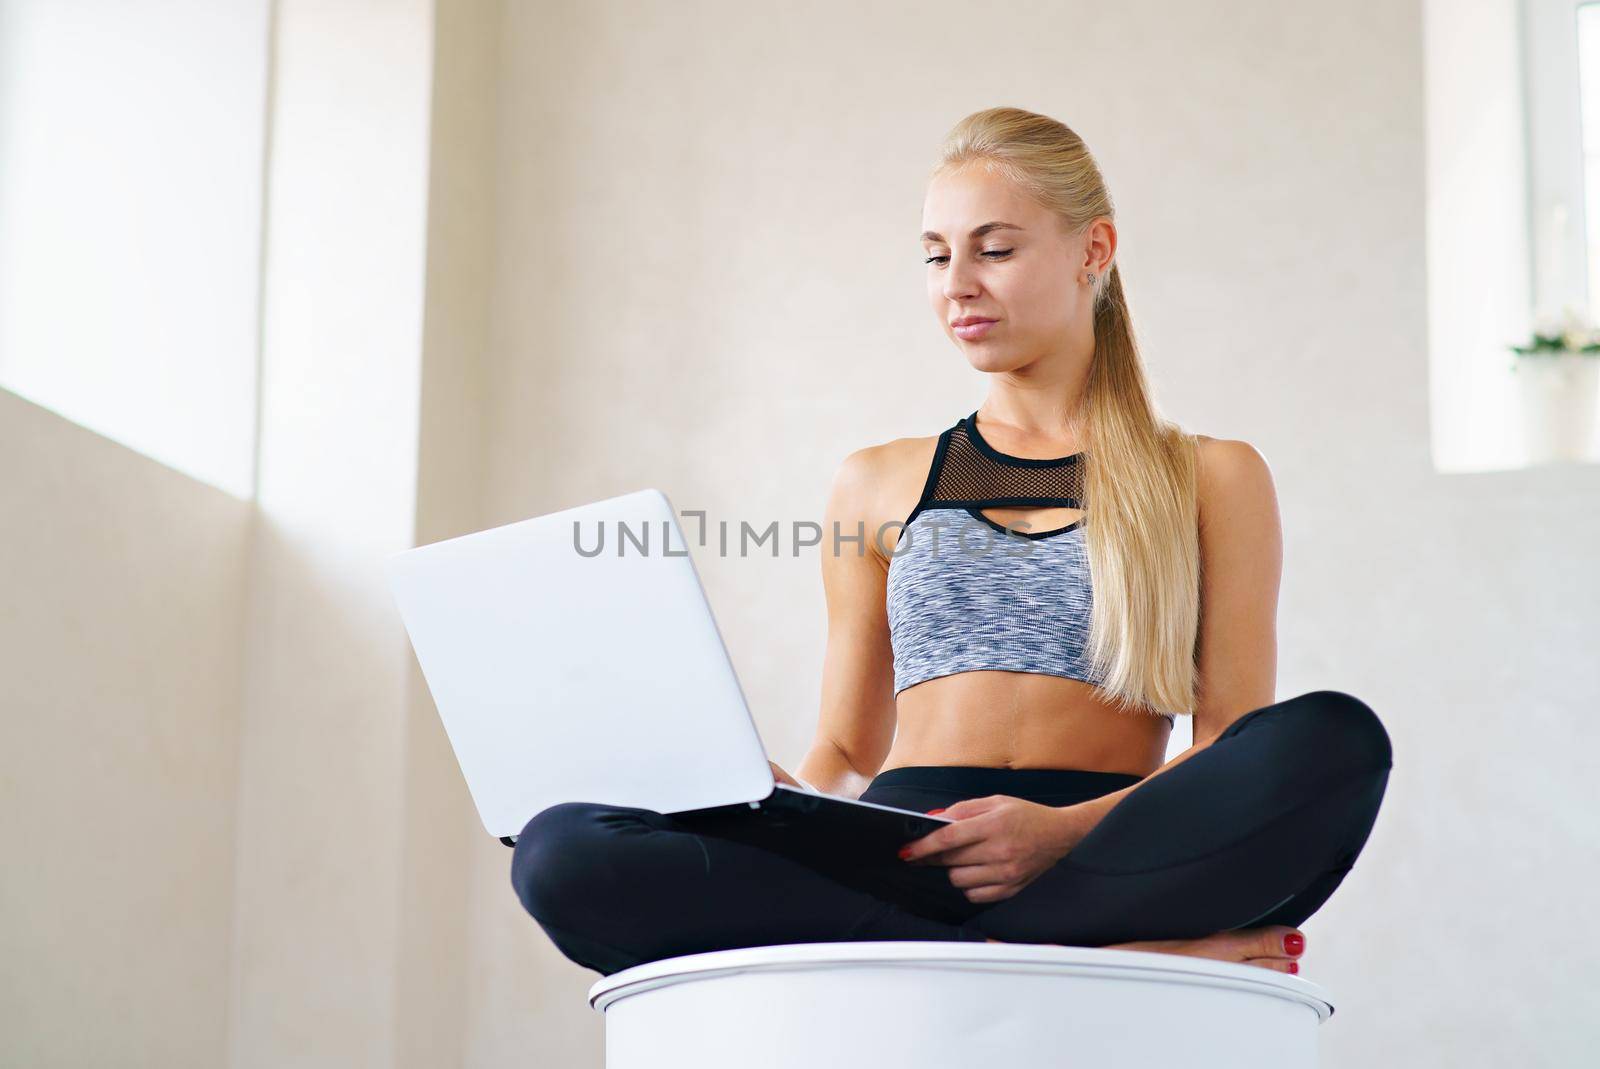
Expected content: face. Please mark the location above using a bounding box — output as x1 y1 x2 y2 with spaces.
921 164 1114 374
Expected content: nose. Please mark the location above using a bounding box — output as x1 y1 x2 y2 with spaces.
941 259 981 304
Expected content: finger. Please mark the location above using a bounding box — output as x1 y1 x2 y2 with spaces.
904 832 994 865
961 883 1022 904
944 861 1019 891
939 795 1006 820
925 794 1007 824
909 839 997 867
899 819 985 862
945 868 1023 904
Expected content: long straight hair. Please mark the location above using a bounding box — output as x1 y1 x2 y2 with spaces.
933 107 1201 717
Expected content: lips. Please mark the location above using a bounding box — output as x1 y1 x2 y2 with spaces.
951 316 997 327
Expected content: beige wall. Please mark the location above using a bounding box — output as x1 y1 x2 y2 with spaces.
395 0 501 1064
0 389 250 1067
227 0 439 1066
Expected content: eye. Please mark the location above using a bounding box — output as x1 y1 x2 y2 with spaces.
923 249 1014 265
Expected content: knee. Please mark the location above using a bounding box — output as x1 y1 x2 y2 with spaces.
509 801 626 923
1292 690 1394 774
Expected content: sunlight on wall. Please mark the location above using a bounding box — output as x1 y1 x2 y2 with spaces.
0 0 268 498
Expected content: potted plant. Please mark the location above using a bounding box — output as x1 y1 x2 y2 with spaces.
1509 304 1600 462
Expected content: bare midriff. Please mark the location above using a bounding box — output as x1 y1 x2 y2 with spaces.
875 446 1174 779
879 669 1172 777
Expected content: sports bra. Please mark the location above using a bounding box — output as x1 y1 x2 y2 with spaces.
885 410 1176 725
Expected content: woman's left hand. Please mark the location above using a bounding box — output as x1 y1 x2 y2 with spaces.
898 795 1089 904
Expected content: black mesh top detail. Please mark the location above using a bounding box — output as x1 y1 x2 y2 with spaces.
907 411 1085 528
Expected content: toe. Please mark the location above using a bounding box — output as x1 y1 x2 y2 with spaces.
1238 925 1304 960
1246 957 1299 974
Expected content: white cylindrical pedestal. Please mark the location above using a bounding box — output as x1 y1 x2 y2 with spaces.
589 942 1334 1068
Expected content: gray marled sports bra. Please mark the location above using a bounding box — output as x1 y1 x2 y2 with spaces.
885 410 1176 725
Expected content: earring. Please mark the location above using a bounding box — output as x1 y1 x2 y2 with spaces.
1086 272 1096 285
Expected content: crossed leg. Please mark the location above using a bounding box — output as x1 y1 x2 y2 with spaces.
512 801 986 976
511 690 1392 977
957 690 1393 946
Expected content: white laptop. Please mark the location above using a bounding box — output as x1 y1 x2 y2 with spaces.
383 487 951 853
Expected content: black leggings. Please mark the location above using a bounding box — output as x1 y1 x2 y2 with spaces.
511 689 1393 977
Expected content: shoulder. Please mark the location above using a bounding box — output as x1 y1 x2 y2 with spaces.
830 431 940 500
827 431 944 554
1192 434 1279 533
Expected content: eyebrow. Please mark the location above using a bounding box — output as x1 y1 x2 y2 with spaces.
920 221 1025 243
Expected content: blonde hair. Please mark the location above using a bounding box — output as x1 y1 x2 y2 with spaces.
933 107 1201 717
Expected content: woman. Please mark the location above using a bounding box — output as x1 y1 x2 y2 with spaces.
510 106 1392 979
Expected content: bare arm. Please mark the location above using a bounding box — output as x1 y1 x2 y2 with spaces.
792 446 900 799
1051 437 1283 829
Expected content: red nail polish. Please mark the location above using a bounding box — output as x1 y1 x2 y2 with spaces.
1283 933 1304 956
927 808 946 815
898 846 912 860
1287 961 1298 974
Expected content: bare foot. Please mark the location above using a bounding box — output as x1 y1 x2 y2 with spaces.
984 924 1306 975
1102 925 1305 974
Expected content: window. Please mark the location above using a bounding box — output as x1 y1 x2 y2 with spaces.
1524 0 1598 333
0 1 270 497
